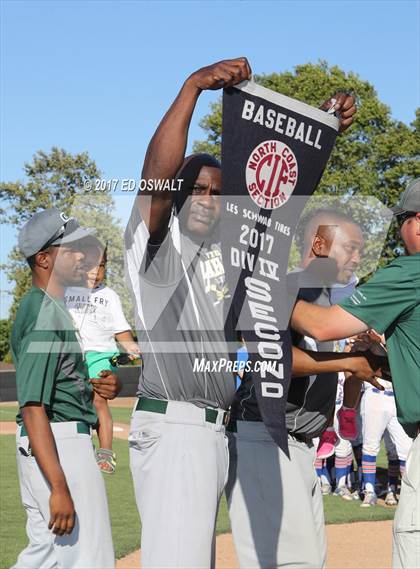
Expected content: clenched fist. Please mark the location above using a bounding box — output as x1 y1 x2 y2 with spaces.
186 57 252 92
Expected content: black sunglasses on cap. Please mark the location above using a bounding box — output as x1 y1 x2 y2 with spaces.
397 211 416 227
39 218 80 251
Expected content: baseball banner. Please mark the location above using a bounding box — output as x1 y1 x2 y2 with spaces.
221 81 339 454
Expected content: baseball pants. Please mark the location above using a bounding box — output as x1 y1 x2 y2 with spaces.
393 433 420 569
383 429 399 458
12 422 114 569
361 388 412 460
129 400 229 569
226 421 326 569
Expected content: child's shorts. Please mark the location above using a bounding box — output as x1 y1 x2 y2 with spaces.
85 351 118 378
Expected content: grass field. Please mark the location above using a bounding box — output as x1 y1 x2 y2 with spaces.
0 405 395 568
110 405 133 425
0 405 19 422
0 405 133 425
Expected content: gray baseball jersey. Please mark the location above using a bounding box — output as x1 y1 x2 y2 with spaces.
125 206 236 410
126 203 234 568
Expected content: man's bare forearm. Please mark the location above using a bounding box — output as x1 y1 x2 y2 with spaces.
22 404 68 489
142 57 251 181
137 58 251 240
138 77 204 240
292 347 361 377
22 403 75 535
292 346 386 387
291 302 326 339
142 78 201 182
138 79 201 240
291 301 368 341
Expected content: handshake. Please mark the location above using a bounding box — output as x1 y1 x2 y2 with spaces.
346 330 391 389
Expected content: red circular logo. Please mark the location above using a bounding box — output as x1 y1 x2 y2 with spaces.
245 140 298 210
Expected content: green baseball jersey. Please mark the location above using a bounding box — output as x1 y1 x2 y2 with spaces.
11 287 97 426
339 254 420 438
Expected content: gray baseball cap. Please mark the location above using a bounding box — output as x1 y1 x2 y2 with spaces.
391 178 420 214
18 208 97 258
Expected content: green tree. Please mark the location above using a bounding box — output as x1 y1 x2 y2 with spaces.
193 62 420 264
0 319 12 361
0 148 133 358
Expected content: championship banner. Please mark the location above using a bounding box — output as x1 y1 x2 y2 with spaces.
221 81 339 454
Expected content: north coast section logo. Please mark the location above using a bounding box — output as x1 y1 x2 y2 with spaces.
245 140 298 210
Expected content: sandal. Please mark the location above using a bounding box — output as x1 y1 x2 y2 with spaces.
96 448 117 474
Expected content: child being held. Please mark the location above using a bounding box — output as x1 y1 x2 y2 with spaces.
65 244 140 474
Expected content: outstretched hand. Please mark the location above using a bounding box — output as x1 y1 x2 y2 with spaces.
348 351 387 389
187 57 252 92
350 333 392 382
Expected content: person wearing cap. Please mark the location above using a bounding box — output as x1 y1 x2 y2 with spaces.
65 243 141 475
124 56 375 569
291 178 420 569
11 208 120 569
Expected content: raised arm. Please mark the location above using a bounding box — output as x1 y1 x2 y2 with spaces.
139 57 251 241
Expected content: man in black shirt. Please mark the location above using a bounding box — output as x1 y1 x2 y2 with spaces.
226 209 368 569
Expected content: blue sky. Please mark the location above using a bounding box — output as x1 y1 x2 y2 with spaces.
1 0 419 317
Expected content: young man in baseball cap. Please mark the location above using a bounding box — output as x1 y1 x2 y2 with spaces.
11 208 121 569
291 178 420 569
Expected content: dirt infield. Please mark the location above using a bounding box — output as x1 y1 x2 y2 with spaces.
109 397 136 408
0 421 16 435
116 520 393 568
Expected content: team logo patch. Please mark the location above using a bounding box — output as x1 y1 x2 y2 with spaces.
245 140 298 210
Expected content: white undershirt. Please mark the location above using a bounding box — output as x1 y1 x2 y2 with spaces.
65 284 130 352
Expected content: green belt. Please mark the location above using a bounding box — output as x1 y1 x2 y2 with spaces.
20 422 91 437
226 420 237 433
135 397 230 426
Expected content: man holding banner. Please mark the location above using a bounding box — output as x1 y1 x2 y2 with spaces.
125 57 252 569
124 58 378 568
